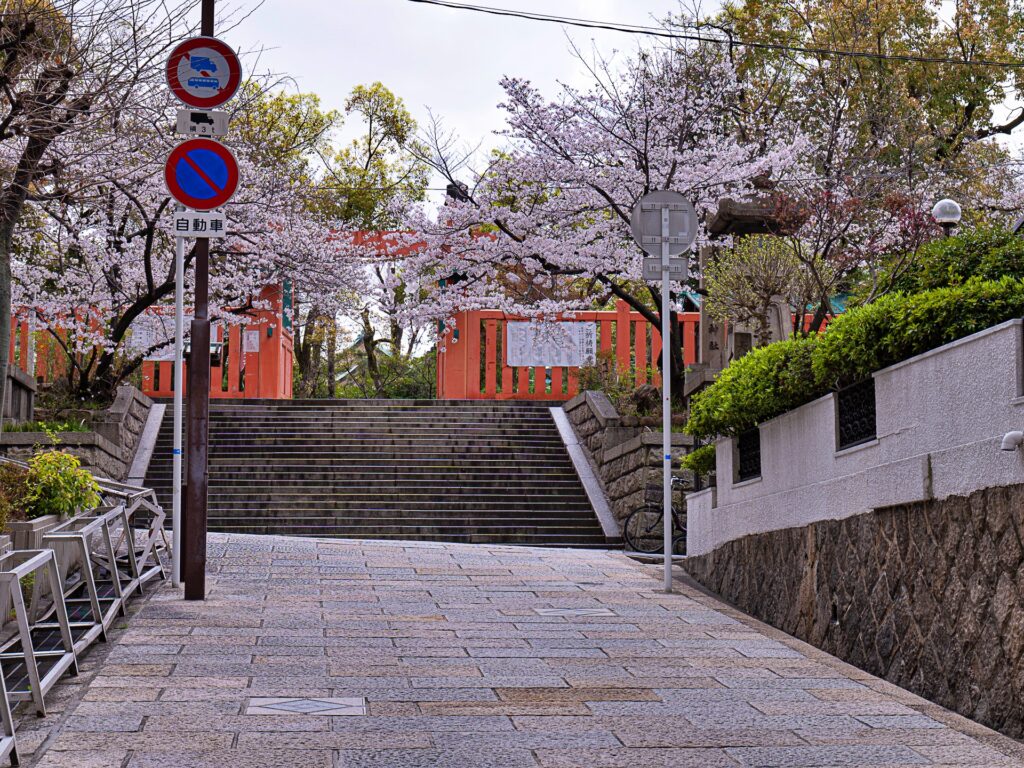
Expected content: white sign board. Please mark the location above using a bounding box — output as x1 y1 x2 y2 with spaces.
175 109 229 137
506 322 596 368
171 210 227 238
243 329 261 354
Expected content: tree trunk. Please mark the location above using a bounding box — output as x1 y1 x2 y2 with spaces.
326 319 337 399
361 309 384 397
667 312 686 409
0 222 12 433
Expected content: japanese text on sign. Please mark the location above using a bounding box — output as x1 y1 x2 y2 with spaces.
506 322 597 367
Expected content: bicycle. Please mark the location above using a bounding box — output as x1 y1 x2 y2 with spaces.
622 476 686 554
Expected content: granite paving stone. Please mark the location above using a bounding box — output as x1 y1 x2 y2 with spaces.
15 532 1024 768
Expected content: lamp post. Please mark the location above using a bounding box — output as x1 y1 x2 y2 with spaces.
932 198 962 238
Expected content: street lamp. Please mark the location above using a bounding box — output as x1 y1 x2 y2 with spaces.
932 198 962 237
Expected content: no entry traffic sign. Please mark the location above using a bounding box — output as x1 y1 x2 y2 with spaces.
165 138 239 211
166 36 242 109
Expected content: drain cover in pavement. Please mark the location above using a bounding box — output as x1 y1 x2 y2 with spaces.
534 608 615 617
245 697 367 715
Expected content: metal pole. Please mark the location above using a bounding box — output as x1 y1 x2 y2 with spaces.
661 207 673 594
184 0 215 601
172 233 184 587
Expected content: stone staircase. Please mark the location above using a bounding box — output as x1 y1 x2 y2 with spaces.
143 399 610 547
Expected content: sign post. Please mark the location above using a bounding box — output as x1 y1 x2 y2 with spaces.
630 191 698 594
163 0 240 601
172 217 184 588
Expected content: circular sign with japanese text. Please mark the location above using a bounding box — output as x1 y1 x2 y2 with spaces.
164 138 239 211
166 36 242 109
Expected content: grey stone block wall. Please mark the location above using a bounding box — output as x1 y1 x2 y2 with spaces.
1 385 153 481
563 392 690 547
683 483 1024 738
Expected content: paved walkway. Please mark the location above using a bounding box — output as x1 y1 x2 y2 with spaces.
20 534 1024 767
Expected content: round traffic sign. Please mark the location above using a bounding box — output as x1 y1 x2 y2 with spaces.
166 36 242 109
165 138 239 211
629 190 698 257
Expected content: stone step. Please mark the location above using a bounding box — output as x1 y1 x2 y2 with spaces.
145 399 607 547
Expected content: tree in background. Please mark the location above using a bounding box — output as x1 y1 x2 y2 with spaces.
692 0 1024 322
289 82 430 399
703 235 823 345
712 0 1024 162
400 43 802 397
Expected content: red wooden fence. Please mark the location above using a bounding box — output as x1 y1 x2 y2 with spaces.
436 301 700 401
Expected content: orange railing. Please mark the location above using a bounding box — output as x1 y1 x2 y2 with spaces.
140 321 294 400
7 283 296 401
437 301 699 401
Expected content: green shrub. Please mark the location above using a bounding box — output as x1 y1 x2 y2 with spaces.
0 463 28 532
682 443 716 476
686 277 1024 439
813 277 1024 388
885 226 1024 293
685 336 823 440
2 419 88 433
24 451 100 520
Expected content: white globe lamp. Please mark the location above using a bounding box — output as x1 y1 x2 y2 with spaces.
931 198 962 237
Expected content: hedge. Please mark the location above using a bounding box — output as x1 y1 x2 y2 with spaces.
886 226 1024 293
812 276 1024 388
686 277 1024 440
685 335 822 439
681 443 716 476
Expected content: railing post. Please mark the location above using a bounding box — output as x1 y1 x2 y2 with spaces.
615 300 631 375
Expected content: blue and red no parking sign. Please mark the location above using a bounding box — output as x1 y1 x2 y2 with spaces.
164 138 239 211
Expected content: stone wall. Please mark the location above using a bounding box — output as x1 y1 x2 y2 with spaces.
563 391 690 538
1 386 153 481
683 482 1024 737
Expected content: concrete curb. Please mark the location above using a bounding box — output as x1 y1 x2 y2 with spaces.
550 406 620 541
127 403 165 486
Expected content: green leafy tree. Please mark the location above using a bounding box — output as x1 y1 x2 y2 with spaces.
714 0 1024 161
322 83 430 398
704 235 826 345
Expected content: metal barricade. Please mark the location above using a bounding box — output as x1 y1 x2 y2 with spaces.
42 505 132 655
0 550 78 716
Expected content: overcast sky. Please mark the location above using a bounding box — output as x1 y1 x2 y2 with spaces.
230 0 690 199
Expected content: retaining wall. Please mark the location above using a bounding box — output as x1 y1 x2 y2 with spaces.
683 483 1024 737
563 392 690 537
688 319 1024 556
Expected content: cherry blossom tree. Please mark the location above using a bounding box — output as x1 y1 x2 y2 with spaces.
12 79 365 400
0 0 203 420
399 44 803 395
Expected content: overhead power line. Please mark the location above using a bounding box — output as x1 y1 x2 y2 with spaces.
405 0 1024 70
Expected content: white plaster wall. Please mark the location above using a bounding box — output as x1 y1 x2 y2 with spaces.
687 319 1024 556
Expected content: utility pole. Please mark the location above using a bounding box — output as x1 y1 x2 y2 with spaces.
164 0 239 600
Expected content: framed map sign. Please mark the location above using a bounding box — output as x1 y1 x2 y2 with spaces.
506 321 596 367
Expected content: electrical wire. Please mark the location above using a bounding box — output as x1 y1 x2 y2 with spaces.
405 0 1024 70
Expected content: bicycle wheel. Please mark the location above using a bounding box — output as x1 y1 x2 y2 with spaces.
623 504 666 553
671 510 687 549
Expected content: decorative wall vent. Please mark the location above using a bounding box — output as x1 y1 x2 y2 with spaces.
837 378 877 449
736 428 761 482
